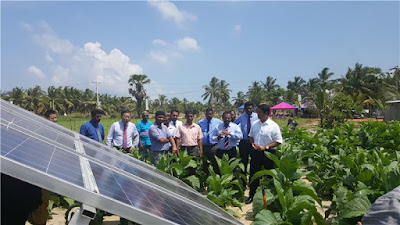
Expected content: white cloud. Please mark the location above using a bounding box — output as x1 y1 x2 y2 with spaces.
148 51 169 63
20 22 33 31
148 0 197 28
23 22 143 96
147 37 198 64
152 39 168 46
27 66 46 79
234 25 241 31
176 37 200 51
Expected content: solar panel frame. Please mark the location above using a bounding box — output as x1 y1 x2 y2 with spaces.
0 100 242 225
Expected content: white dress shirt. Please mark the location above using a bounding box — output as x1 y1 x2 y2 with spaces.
105 121 139 148
168 120 182 137
248 118 282 147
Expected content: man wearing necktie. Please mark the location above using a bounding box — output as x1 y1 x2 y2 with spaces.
198 108 222 174
212 111 243 163
234 102 258 184
106 110 139 153
80 109 105 143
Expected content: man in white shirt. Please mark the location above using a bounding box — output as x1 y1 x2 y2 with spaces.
169 109 183 137
247 104 283 204
105 110 139 153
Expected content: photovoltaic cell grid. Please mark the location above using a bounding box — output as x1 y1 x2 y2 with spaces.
0 101 230 218
1 124 84 187
0 100 241 225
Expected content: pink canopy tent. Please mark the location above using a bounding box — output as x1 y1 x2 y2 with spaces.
270 102 296 117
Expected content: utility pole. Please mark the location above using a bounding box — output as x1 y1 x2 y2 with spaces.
92 81 100 107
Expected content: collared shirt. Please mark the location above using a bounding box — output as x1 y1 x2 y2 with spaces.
198 118 223 145
149 124 171 151
234 112 258 140
175 122 203 147
249 118 283 147
105 121 139 148
80 121 105 143
136 120 153 146
168 120 182 137
211 122 243 150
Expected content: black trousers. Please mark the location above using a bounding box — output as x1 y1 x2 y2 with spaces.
238 140 252 176
249 149 276 199
216 147 237 160
203 144 218 175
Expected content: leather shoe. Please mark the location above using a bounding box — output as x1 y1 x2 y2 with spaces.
245 197 253 204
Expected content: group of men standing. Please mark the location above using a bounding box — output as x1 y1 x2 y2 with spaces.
78 101 282 204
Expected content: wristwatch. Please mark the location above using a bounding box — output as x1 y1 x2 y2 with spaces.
266 145 270 150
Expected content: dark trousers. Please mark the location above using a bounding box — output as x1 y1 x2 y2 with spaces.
216 147 237 160
249 149 276 199
238 140 252 177
203 144 218 175
181 146 199 157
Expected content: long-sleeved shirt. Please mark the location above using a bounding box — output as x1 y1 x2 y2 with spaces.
198 118 223 145
105 121 139 149
149 124 171 151
211 122 243 150
136 120 153 146
234 112 258 140
79 121 104 143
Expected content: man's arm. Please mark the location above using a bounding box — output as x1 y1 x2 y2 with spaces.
170 136 178 156
138 138 143 150
131 128 140 152
79 124 86 136
198 139 203 158
229 125 243 140
105 123 115 146
101 126 105 142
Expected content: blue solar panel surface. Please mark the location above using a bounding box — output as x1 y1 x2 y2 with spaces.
0 100 241 225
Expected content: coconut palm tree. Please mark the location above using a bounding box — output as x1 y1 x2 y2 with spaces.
128 74 150 118
232 91 247 108
262 76 280 91
218 80 231 103
287 76 306 93
6 87 26 106
246 81 265 106
202 77 220 105
317 67 335 91
24 85 48 114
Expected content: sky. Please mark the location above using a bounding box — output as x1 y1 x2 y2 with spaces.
1 1 399 103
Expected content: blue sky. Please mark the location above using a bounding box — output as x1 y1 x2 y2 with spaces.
2 1 399 103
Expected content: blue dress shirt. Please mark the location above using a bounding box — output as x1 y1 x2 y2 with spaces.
211 122 243 150
149 124 171 151
198 118 223 145
80 121 104 143
105 121 139 148
136 120 153 146
234 112 258 140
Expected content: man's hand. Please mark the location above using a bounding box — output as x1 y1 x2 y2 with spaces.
252 143 259 150
129 146 134 153
199 150 203 158
139 144 143 150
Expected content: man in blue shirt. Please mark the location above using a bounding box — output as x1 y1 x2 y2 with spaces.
136 111 152 161
80 108 105 143
149 111 178 166
212 111 242 160
234 102 258 182
198 108 222 174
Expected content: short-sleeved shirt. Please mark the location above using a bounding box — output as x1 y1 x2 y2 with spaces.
79 121 105 143
168 120 182 137
248 118 283 147
211 122 243 150
149 124 171 151
136 120 153 146
198 118 223 145
175 123 203 146
234 112 258 140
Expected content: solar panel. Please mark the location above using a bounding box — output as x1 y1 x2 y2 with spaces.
0 99 242 225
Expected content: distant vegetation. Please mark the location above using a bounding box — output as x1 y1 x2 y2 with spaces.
2 63 399 127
